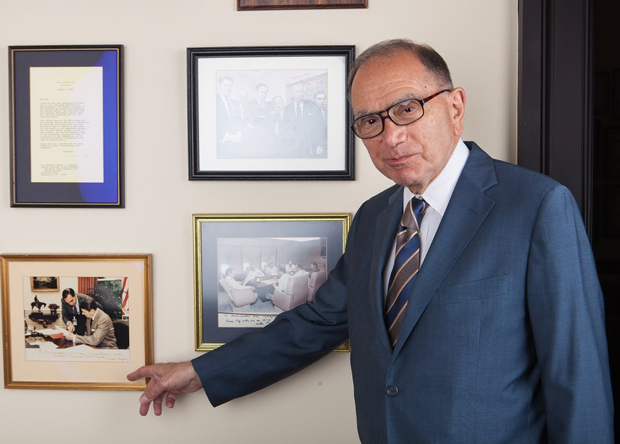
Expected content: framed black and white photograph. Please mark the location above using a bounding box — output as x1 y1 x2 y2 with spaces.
9 45 123 207
1 254 152 390
187 46 355 180
193 213 351 351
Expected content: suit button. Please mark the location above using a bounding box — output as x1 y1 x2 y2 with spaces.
387 385 399 397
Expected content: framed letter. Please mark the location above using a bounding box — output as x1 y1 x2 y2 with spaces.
9 45 123 207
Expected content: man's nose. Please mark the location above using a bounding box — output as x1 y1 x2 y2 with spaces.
381 117 407 146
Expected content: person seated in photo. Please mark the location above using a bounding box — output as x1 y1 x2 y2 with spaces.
284 260 295 274
275 267 291 292
224 268 253 290
243 264 265 285
292 263 308 278
265 261 279 276
308 262 321 274
63 300 118 349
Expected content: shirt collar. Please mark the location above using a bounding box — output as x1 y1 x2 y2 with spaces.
403 138 470 215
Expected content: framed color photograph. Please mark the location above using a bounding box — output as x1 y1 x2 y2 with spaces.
187 45 355 180
193 213 351 351
9 45 123 207
238 0 368 10
1 254 152 390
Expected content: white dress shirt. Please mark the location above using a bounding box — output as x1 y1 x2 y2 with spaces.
382 139 470 296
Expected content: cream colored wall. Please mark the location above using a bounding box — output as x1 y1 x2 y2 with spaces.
0 1 517 442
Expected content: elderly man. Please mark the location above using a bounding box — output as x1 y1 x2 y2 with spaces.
128 39 613 443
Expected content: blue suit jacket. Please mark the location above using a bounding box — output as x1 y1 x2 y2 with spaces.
193 142 614 443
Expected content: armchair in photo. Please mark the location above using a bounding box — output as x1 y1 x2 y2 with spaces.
272 274 309 311
218 278 257 308
307 270 326 303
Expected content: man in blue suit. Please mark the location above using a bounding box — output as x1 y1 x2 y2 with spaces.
128 39 614 443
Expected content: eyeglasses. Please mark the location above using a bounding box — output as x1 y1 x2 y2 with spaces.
351 89 450 139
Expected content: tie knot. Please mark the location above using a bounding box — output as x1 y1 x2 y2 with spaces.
401 197 427 229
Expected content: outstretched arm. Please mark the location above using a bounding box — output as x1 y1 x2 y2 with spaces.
126 362 203 416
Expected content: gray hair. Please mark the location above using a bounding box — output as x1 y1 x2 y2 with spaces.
347 39 453 98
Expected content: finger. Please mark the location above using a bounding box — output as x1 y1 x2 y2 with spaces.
153 393 165 416
139 400 151 417
127 365 151 382
141 377 169 405
165 390 180 409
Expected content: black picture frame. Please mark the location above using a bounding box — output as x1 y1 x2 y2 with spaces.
193 213 351 351
9 45 123 207
187 45 355 180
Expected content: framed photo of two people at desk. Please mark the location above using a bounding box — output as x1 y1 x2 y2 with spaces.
187 45 355 180
193 213 351 352
0 254 152 390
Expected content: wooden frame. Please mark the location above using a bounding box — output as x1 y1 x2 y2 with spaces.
1 254 152 390
193 213 350 351
238 0 367 10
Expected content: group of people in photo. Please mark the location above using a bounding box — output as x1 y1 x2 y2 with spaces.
222 260 324 306
216 75 328 159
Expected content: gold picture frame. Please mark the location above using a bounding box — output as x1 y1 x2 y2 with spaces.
193 213 351 352
1 254 153 390
238 0 368 10
30 276 60 292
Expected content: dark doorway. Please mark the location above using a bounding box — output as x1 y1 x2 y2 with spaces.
593 0 620 436
519 0 618 437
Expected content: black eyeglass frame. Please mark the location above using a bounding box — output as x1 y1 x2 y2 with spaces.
351 89 451 139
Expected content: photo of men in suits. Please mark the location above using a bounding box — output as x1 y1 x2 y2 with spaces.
215 75 244 153
61 287 102 336
281 83 325 158
212 70 328 160
129 39 613 443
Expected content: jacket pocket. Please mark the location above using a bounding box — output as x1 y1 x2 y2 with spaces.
435 274 509 305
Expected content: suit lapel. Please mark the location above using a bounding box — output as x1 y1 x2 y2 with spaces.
392 143 498 356
368 187 404 351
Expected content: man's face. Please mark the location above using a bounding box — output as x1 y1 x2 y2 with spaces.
64 294 77 306
350 52 465 194
83 309 95 319
273 97 284 111
315 93 326 107
219 79 233 97
292 85 305 102
257 86 268 101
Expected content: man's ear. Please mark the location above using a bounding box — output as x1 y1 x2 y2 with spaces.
448 87 466 137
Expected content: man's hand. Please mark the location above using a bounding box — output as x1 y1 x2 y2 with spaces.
66 322 75 333
126 362 203 416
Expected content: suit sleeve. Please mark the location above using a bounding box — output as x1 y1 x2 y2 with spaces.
526 185 614 443
61 302 72 325
192 209 361 407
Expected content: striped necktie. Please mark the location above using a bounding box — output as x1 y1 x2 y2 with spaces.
385 197 427 347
